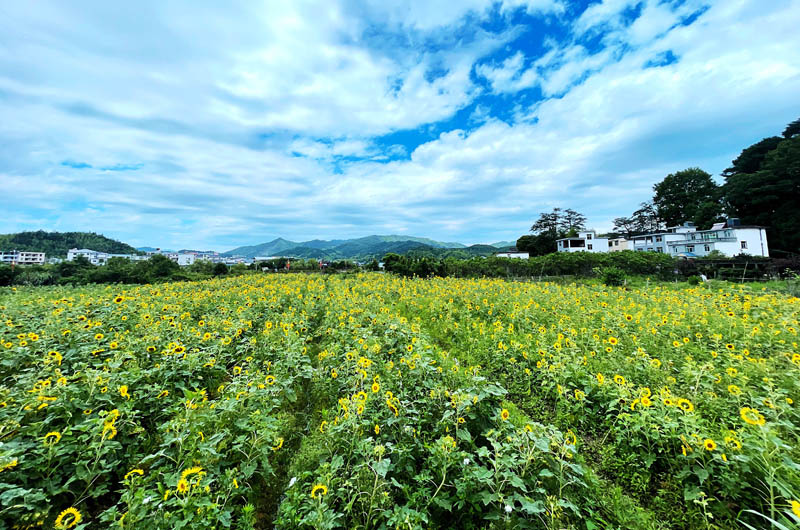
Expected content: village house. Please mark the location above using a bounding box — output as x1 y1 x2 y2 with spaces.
556 230 609 253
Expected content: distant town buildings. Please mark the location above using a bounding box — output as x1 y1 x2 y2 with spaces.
0 250 45 265
494 250 530 259
64 248 250 266
67 248 149 266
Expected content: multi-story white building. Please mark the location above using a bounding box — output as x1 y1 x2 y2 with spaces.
0 250 46 265
666 220 769 257
629 223 697 253
556 230 609 253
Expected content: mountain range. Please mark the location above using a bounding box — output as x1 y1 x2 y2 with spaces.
224 235 513 260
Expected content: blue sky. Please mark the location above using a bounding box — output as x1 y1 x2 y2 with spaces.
1 0 798 250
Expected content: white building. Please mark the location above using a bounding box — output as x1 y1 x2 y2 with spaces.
629 223 697 253
556 230 609 253
67 248 148 266
495 250 529 259
177 253 196 266
0 250 46 265
666 220 769 257
607 238 629 252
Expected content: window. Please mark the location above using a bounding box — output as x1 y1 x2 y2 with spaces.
588 244 593 250
687 245 694 252
741 241 748 249
704 245 710 252
587 234 592 240
655 236 662 242
614 240 619 246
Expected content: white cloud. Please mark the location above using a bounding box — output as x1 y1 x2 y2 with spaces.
0 0 798 248
476 52 539 93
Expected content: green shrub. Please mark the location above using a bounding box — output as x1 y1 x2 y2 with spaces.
600 266 626 286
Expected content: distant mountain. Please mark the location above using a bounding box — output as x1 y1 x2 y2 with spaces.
224 235 467 259
489 241 516 248
137 246 159 252
224 238 299 258
0 230 139 258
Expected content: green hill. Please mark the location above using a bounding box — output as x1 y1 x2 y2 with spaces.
225 235 467 259
0 230 139 258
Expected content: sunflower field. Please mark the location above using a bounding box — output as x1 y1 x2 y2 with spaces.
0 274 799 529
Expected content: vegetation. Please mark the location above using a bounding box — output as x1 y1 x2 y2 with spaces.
517 208 588 256
1 273 799 529
0 231 139 258
652 168 722 229
384 250 677 280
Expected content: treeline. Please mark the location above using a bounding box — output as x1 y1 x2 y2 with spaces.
0 230 139 257
0 256 368 287
383 250 677 279
0 256 245 287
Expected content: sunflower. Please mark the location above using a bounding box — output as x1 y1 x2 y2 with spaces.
791 500 800 519
124 468 144 480
371 382 380 393
54 507 82 529
176 478 189 494
113 296 123 303
311 484 328 499
613 375 626 385
677 398 694 412
43 431 62 445
703 439 717 451
500 408 510 421
374 424 380 435
272 438 284 451
740 407 766 426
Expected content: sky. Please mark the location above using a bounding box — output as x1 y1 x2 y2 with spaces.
1 0 799 251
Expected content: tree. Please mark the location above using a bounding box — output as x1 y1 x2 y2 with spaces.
526 208 588 255
213 262 229 276
721 137 783 177
560 209 587 234
530 208 562 240
516 234 557 256
723 135 800 252
653 168 722 228
783 118 800 139
613 202 663 237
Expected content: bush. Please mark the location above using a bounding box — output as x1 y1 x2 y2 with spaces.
687 275 701 285
600 266 626 286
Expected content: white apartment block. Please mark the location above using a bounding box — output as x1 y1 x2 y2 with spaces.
629 223 697 253
666 222 769 258
632 219 768 258
0 250 46 265
556 230 609 253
